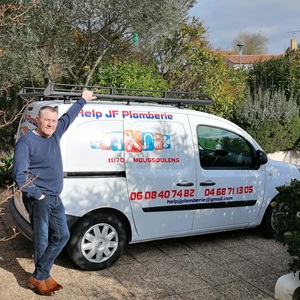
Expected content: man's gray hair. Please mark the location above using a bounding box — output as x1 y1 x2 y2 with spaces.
38 106 58 117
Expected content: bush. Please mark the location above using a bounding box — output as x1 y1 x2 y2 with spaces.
233 89 300 153
245 115 300 153
0 152 13 188
273 179 300 276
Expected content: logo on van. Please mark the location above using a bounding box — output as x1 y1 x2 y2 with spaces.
79 109 173 120
21 114 38 126
90 130 171 152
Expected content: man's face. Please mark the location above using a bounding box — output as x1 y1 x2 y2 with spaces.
36 109 58 138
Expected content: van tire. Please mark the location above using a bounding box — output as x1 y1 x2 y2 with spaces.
260 204 275 238
66 212 127 271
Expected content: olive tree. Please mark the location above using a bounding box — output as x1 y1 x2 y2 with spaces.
0 0 38 241
0 0 36 151
2 0 196 86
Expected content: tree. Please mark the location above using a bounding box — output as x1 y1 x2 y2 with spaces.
233 31 268 55
155 18 248 119
0 0 38 89
0 0 38 241
0 0 36 167
155 17 209 80
243 49 300 152
248 49 300 102
93 59 169 91
0 0 37 151
2 0 196 86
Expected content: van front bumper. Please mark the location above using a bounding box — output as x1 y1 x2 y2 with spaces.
9 199 33 241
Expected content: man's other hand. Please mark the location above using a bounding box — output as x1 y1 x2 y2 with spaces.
82 90 97 102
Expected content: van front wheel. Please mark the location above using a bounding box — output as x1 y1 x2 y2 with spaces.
260 204 275 238
66 213 127 271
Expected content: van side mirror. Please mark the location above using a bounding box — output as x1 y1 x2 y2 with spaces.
254 150 268 169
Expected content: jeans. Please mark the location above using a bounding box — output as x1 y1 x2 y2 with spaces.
23 194 70 280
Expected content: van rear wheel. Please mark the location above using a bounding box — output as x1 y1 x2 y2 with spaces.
66 212 127 270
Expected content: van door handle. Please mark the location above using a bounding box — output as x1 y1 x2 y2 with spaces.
200 181 216 186
177 181 194 187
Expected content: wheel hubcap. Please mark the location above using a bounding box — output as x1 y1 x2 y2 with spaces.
81 223 119 263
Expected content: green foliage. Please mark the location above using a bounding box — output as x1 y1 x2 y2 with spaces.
0 87 26 152
233 89 300 152
248 49 300 102
93 60 169 92
0 152 13 188
156 19 248 119
2 0 195 86
236 49 300 152
274 179 300 275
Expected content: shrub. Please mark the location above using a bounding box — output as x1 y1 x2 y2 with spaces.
273 179 300 276
232 89 300 153
0 152 13 188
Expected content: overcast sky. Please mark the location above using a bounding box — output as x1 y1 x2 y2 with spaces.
189 0 300 54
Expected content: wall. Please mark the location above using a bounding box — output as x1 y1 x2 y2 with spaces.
268 150 300 166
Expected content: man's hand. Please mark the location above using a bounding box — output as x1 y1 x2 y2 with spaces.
82 90 97 102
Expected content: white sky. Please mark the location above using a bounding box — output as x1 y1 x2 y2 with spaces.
189 0 300 54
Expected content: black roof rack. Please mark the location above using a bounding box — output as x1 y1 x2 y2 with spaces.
18 83 213 108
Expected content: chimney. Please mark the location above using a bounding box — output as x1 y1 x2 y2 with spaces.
291 38 297 50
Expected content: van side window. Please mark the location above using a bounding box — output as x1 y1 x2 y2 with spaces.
197 125 253 169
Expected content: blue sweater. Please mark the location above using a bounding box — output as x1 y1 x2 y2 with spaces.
13 98 87 200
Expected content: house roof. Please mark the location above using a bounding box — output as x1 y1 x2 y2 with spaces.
225 54 281 64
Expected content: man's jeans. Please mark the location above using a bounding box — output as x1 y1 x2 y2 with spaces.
23 194 70 280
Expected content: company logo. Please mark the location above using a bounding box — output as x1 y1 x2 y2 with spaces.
21 114 38 127
79 109 173 120
91 130 171 152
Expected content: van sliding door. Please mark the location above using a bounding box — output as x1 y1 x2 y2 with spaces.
124 112 197 237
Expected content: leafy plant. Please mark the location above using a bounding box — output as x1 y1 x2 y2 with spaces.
248 49 300 102
0 152 13 188
273 179 300 276
156 19 248 119
94 60 169 92
232 89 300 153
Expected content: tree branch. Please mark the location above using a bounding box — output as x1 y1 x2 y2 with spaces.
0 1 39 27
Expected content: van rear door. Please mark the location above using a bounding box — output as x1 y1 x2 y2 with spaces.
124 111 196 237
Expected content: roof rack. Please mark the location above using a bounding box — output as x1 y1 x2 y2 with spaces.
18 83 213 108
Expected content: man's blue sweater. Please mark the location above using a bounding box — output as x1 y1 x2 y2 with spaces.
13 98 87 200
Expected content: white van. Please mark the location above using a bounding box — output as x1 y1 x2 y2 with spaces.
10 83 300 271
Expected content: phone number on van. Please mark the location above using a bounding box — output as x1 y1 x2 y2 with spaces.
204 186 253 196
130 189 195 201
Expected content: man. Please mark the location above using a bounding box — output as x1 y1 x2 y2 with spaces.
13 90 96 296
